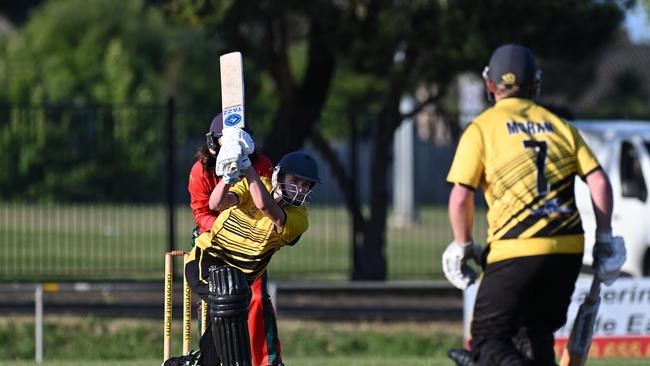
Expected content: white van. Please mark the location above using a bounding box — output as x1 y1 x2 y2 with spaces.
573 120 650 277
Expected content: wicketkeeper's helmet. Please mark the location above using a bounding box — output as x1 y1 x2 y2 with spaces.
205 114 223 155
272 151 320 206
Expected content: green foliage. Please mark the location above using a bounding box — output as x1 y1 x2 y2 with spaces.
0 0 220 106
0 0 227 201
0 105 169 202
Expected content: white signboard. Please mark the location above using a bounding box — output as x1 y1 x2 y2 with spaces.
463 277 650 358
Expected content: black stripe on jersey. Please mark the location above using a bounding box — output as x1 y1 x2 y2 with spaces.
532 211 583 237
205 244 276 268
493 174 575 236
581 166 602 180
285 234 303 246
214 233 281 259
498 177 577 240
230 211 270 238
225 213 269 243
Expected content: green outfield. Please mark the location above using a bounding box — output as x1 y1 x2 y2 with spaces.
0 203 488 281
0 316 646 366
3 358 648 366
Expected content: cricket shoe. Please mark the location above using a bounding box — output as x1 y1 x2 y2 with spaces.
448 348 478 366
162 349 201 366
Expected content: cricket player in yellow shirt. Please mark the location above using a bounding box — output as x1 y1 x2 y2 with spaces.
165 150 320 366
443 44 626 366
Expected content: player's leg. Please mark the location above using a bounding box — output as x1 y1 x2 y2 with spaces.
470 257 533 366
519 254 582 365
248 271 283 365
184 247 223 365
209 265 252 366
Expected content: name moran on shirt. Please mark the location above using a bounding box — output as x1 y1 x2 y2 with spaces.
506 120 553 135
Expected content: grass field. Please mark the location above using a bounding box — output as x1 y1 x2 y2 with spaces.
1 316 646 366
3 358 649 366
0 203 488 281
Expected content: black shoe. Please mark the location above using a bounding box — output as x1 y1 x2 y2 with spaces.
162 349 201 366
448 348 478 366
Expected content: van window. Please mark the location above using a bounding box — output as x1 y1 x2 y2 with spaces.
620 141 647 202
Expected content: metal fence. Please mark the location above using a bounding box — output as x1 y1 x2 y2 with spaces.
0 103 485 282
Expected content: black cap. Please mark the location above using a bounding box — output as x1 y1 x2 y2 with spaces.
486 44 537 86
208 114 223 138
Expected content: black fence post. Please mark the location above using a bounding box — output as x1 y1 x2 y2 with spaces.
166 98 176 254
350 111 359 280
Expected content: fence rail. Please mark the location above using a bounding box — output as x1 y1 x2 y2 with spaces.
0 103 488 282
0 202 487 281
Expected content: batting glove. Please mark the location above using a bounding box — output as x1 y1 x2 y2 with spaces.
442 240 478 290
238 155 251 176
221 128 255 155
593 229 626 286
215 142 242 177
239 130 255 155
222 171 241 185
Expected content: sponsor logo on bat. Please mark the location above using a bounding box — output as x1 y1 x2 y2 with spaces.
224 114 242 127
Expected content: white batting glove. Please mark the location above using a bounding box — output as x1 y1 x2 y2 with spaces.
215 142 242 177
221 128 255 155
239 155 251 175
593 229 626 286
239 130 255 155
222 171 241 185
442 240 478 290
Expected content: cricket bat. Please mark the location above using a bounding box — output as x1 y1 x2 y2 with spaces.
219 51 245 174
560 277 602 366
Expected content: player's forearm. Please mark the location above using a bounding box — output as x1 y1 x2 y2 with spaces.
586 169 613 230
209 179 233 211
245 166 285 226
245 166 275 210
449 184 475 243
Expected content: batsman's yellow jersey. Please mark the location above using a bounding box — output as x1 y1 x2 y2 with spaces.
447 98 600 264
194 176 309 281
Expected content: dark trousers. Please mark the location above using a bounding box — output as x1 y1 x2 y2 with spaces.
470 254 582 366
185 248 282 366
185 249 225 366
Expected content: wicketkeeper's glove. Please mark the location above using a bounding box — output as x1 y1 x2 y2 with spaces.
442 240 478 290
593 229 626 286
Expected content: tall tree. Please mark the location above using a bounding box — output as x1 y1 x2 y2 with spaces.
0 0 220 201
168 0 625 279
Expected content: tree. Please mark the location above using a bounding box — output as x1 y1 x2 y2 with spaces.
166 0 626 280
0 0 220 201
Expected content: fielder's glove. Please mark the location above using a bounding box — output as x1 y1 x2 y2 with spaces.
593 229 626 286
442 240 478 290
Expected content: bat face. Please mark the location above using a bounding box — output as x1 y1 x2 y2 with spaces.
220 51 245 130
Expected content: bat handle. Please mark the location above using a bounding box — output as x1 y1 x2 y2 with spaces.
227 162 239 174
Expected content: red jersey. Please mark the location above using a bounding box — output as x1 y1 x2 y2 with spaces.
188 153 274 233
